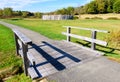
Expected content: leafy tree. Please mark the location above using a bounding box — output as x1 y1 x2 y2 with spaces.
96 0 108 13
22 11 28 18
34 12 42 18
74 7 82 15
82 4 88 14
0 9 3 17
107 0 113 13
3 8 13 17
67 7 74 15
87 1 98 14
113 0 120 13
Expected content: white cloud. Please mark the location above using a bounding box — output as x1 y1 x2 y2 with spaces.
80 0 92 6
0 0 55 9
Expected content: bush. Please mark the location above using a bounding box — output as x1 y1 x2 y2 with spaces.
85 17 90 19
91 17 103 19
10 18 23 21
73 16 79 19
107 17 119 20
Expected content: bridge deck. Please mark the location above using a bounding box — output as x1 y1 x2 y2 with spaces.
27 40 102 79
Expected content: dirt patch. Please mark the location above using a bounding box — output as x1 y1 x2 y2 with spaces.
0 65 23 79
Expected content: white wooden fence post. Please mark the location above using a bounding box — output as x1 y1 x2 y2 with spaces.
67 27 71 42
91 31 97 50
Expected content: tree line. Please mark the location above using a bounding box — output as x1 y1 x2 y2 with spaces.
48 0 120 15
80 0 120 14
0 0 120 19
0 8 42 18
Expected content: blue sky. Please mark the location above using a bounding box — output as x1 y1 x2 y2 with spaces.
0 0 91 12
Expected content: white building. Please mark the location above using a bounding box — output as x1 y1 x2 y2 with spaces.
42 15 73 20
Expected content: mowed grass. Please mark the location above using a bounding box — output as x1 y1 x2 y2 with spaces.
0 24 22 69
0 25 31 82
4 19 120 60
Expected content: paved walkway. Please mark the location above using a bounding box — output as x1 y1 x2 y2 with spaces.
0 21 120 82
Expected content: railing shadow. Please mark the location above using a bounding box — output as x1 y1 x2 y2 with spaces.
42 41 80 62
76 41 120 55
30 43 66 71
29 42 81 77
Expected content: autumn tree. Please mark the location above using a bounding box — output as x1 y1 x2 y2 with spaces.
34 12 42 18
3 8 13 17
67 7 74 15
87 1 98 14
113 0 120 13
0 9 3 18
22 11 28 18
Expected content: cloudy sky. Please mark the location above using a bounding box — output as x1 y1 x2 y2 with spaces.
0 0 91 12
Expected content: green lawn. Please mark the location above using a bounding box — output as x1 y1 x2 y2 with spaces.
3 19 120 60
0 24 21 69
0 24 31 82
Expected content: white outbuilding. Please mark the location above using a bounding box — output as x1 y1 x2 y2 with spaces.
42 15 73 20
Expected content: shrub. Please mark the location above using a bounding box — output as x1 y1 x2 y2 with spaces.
11 18 23 21
85 17 90 19
91 17 103 19
107 17 119 20
73 16 79 19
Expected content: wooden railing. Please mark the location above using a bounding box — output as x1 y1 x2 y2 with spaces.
13 29 35 76
62 26 109 50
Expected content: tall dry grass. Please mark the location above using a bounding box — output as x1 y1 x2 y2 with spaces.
80 14 120 19
106 30 120 48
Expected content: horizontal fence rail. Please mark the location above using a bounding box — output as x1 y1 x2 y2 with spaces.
63 26 110 33
62 26 109 50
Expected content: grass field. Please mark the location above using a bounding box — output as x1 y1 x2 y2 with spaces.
0 24 31 81
0 24 21 70
3 19 120 61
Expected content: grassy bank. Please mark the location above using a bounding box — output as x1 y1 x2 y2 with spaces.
0 24 31 81
3 19 120 61
0 24 21 70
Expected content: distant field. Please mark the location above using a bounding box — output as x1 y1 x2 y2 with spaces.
80 14 120 19
3 19 120 61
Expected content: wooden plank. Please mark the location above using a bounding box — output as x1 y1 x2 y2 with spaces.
64 26 109 33
27 52 36 65
62 32 107 46
12 29 32 44
28 67 39 79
